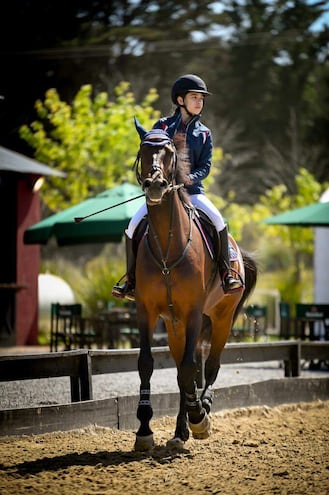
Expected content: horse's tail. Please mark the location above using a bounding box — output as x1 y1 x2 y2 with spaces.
199 250 257 346
233 250 258 325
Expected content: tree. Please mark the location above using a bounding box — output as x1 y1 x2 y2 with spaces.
19 82 160 211
213 0 329 203
2 0 328 207
0 0 226 150
251 168 328 304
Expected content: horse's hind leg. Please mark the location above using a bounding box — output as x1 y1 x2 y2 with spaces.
177 319 211 440
168 358 209 446
167 387 189 449
200 349 221 413
135 326 155 451
200 311 237 413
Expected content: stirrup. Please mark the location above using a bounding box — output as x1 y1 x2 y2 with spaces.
112 280 135 301
222 271 244 294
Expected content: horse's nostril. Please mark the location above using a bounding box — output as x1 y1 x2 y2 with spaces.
143 179 152 189
161 180 168 188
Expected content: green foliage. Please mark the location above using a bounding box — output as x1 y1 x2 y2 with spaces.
212 0 329 203
252 168 326 256
41 247 127 317
74 253 126 316
19 82 160 212
3 1 329 208
203 146 251 241
247 168 327 303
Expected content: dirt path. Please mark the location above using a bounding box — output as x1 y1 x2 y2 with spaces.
0 401 328 495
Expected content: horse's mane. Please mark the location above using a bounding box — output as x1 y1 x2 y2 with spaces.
175 145 191 206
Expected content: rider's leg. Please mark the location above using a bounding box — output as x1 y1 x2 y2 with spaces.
189 194 243 294
112 231 136 301
218 225 243 293
112 203 147 301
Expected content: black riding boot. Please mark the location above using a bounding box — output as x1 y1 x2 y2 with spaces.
112 233 136 301
219 226 243 294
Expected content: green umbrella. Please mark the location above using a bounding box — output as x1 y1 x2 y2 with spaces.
263 201 329 227
24 183 145 246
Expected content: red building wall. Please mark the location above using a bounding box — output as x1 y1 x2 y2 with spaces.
16 177 40 345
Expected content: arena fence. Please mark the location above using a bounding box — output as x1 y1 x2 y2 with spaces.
0 341 328 436
0 341 328 402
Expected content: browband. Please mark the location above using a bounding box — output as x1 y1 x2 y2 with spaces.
141 129 172 147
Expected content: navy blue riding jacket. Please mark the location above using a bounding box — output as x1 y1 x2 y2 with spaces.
152 110 213 195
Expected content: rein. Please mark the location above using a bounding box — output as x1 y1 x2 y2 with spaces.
136 132 194 332
146 193 195 333
146 195 194 276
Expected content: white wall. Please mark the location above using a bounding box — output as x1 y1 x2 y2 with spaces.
314 189 329 304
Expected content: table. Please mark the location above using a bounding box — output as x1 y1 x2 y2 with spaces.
94 307 138 348
295 303 329 341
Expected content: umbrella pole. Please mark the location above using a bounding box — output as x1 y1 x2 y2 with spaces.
74 193 145 223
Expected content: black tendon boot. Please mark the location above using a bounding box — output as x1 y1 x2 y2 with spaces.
219 226 243 294
112 233 136 301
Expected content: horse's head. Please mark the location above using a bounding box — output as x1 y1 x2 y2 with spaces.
134 118 177 206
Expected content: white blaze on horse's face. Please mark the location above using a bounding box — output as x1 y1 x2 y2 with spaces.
141 147 171 206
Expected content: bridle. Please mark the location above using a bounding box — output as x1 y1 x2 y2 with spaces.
133 132 180 196
133 130 194 333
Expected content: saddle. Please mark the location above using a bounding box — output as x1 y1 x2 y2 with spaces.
132 209 238 263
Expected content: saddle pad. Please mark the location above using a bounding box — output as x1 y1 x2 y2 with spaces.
194 213 239 261
229 244 239 261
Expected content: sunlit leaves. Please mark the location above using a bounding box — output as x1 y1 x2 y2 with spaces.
20 82 160 212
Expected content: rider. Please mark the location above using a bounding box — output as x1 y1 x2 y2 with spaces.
112 74 243 301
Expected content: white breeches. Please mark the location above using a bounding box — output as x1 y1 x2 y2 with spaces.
126 193 225 239
189 194 226 231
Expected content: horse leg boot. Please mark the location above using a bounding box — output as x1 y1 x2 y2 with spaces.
112 232 136 301
218 226 243 294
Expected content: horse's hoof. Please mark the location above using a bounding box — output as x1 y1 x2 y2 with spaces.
189 413 211 439
166 437 185 449
134 434 154 451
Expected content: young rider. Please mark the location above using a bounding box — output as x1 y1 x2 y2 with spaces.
112 74 243 301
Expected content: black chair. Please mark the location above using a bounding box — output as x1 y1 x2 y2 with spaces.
50 303 95 352
245 305 268 341
279 302 292 339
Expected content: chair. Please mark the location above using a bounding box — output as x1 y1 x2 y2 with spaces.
230 305 267 342
245 305 268 341
279 302 292 339
50 303 95 352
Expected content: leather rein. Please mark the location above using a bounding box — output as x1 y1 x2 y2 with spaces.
133 135 195 329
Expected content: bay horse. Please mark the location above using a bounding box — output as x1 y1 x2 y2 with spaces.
132 118 257 451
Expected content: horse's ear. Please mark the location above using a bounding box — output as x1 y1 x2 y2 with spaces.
134 117 147 140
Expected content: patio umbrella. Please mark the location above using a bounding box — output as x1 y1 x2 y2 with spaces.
24 182 145 246
263 201 329 227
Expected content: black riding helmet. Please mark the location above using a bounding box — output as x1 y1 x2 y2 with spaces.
171 74 211 105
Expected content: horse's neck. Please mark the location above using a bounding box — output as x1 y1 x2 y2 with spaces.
147 192 190 254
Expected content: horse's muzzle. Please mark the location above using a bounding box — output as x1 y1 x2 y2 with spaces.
143 177 169 205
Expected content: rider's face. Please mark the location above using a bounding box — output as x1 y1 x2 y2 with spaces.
178 92 204 115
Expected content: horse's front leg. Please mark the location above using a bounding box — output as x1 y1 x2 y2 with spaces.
135 323 155 452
